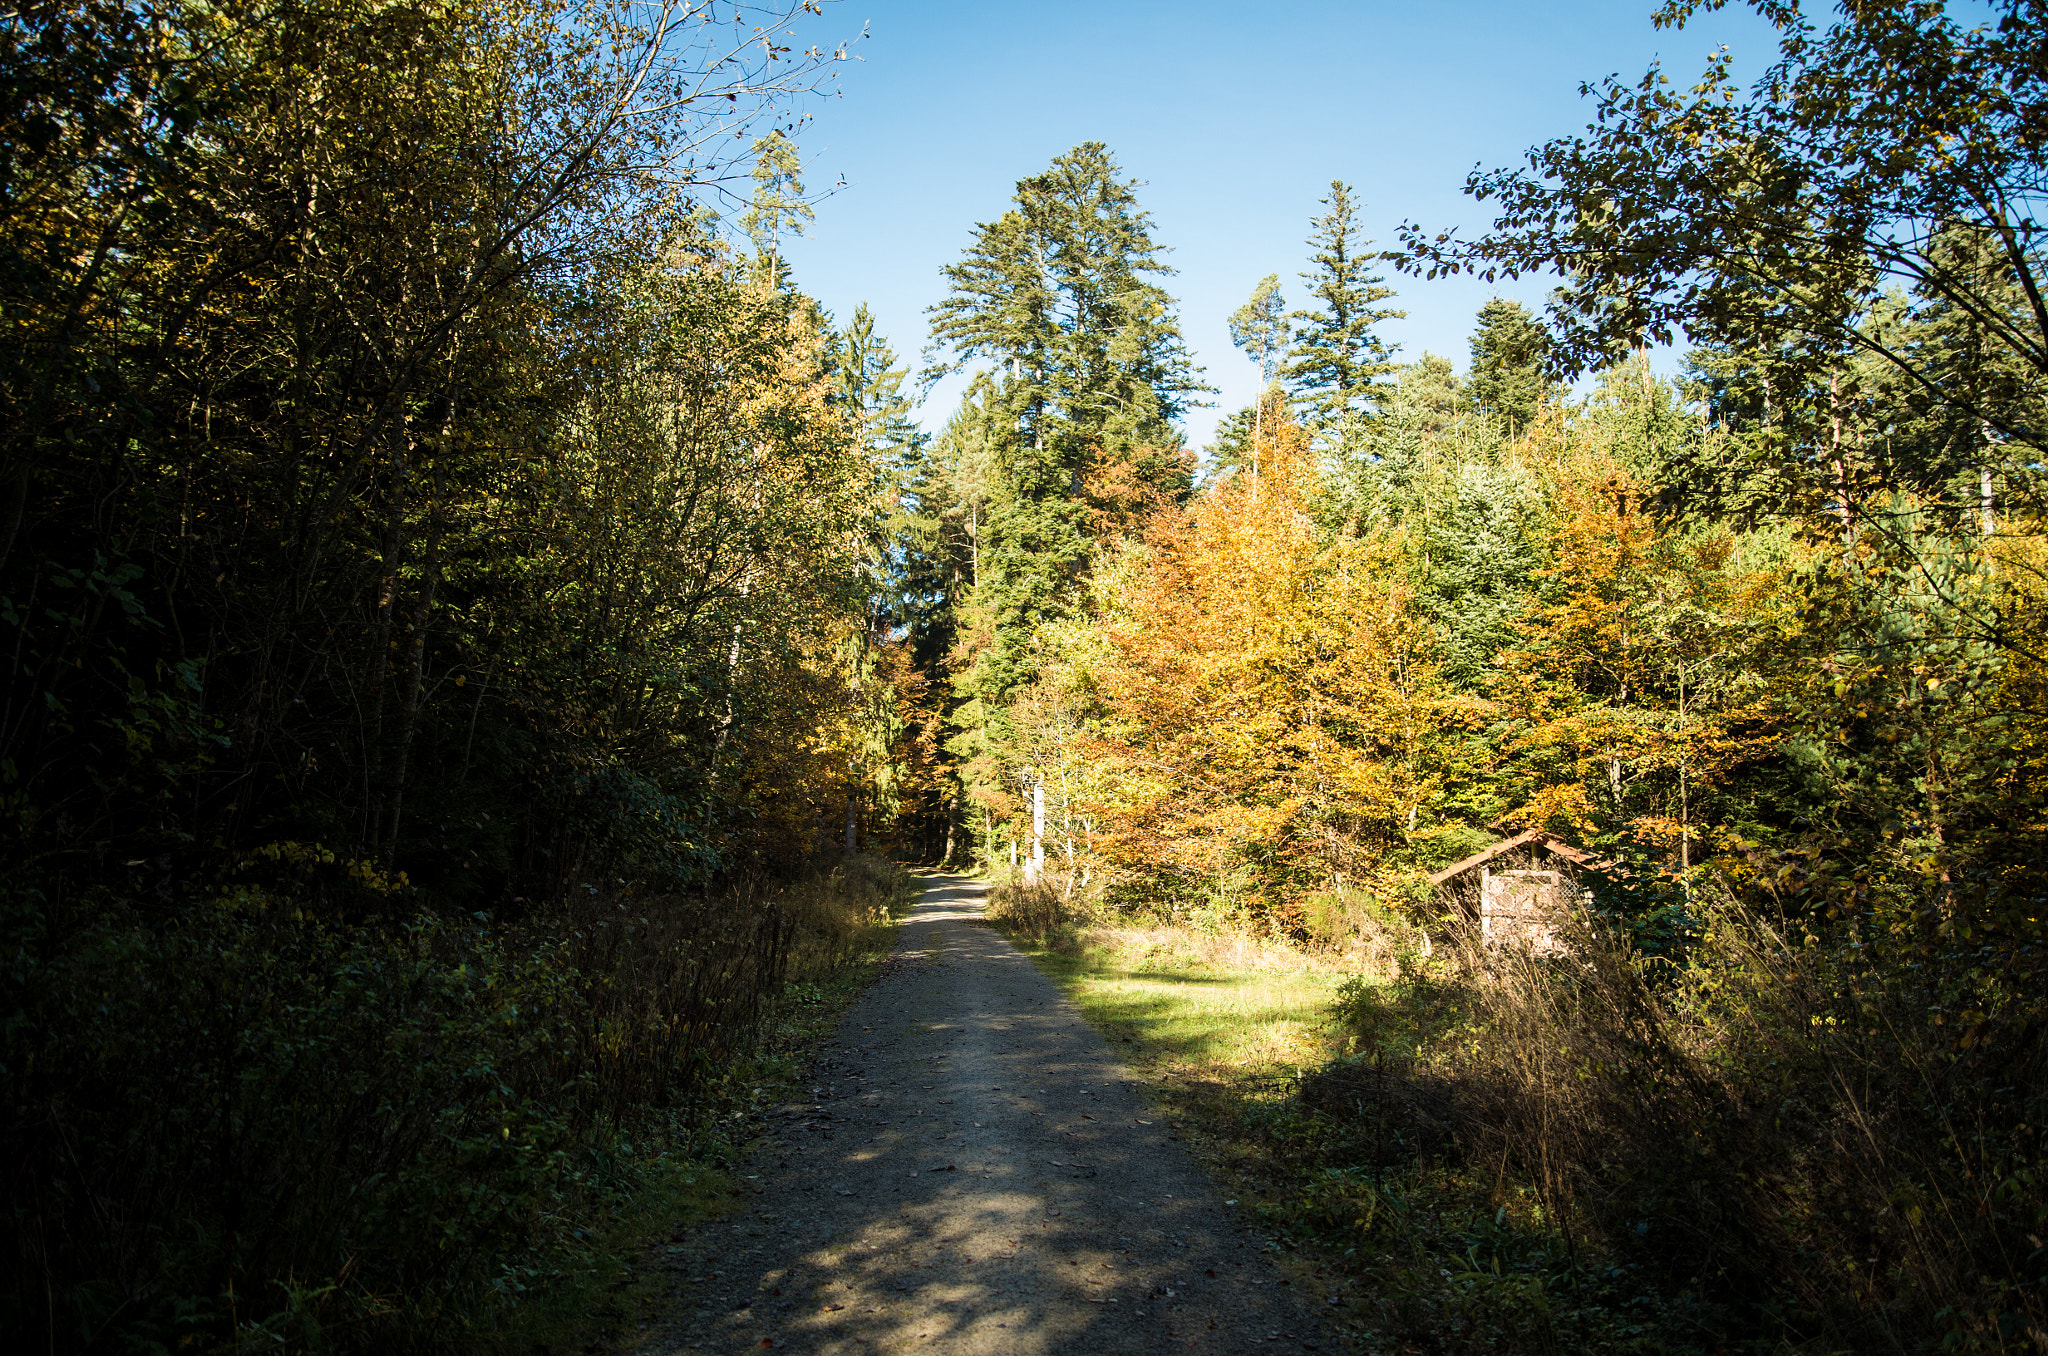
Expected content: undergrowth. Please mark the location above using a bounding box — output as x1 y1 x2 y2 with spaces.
490 879 921 1355
2 854 919 1354
987 885 2048 1355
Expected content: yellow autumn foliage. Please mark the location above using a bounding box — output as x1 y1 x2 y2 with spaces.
1089 410 1438 900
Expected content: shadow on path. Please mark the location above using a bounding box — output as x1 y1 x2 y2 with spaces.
643 874 1335 1354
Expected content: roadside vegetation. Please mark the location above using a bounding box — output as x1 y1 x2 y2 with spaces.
0 1 923 1348
988 871 2048 1354
496 861 920 1356
13 0 2048 1352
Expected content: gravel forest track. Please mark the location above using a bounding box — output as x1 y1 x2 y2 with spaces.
645 873 1335 1354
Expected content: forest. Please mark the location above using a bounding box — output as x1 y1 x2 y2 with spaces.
3 0 2045 1351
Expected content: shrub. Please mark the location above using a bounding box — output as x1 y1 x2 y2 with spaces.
982 876 1076 940
1330 900 2048 1351
0 856 914 1353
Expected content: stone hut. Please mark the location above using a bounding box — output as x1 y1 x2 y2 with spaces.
1428 829 1601 953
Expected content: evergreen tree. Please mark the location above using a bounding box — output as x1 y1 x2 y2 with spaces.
832 302 925 639
1229 273 1289 446
1229 274 1289 385
1282 180 1403 427
1203 404 1259 481
834 303 921 482
1467 297 1553 435
925 142 1203 699
739 129 811 265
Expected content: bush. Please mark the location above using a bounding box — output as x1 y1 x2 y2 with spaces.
982 876 1076 940
1323 900 2048 1351
0 856 914 1353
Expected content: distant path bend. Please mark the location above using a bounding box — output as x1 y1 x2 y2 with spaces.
651 873 1333 1354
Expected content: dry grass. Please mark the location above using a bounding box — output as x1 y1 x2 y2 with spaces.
1413 904 2048 1353
992 881 2048 1353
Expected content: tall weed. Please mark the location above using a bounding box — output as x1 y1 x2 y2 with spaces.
0 856 916 1353
1323 901 2048 1351
982 876 1078 941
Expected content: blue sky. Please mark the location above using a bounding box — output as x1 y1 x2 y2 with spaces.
774 0 1786 447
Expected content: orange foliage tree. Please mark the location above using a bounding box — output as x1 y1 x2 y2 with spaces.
1491 432 1790 880
1088 408 1439 909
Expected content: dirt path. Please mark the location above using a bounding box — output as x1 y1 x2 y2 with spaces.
645 874 1335 1354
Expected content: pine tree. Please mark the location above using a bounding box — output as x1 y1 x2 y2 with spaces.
739 129 811 267
1229 273 1289 446
1204 404 1258 480
1282 181 1403 428
925 141 1203 700
833 302 926 646
1467 298 1553 436
834 303 920 481
1230 274 1289 385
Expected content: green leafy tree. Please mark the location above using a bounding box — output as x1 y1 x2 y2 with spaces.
1229 273 1289 447
1229 274 1289 383
739 128 812 267
0 0 864 1347
925 141 1204 701
1395 0 2048 529
1203 403 1258 481
835 303 921 490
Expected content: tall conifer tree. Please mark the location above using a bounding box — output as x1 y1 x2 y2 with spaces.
1230 274 1290 447
1229 274 1290 385
1283 181 1404 427
739 129 811 265
925 142 1202 699
1467 297 1554 436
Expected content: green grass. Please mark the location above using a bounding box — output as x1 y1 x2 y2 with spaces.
1002 923 1361 1254
999 918 1649 1355
1021 934 1345 1072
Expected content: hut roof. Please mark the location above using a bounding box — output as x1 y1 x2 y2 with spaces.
1426 830 1602 888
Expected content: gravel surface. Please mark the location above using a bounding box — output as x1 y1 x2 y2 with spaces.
645 874 1336 1354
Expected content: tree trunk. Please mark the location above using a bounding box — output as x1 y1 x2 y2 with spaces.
1028 777 1045 885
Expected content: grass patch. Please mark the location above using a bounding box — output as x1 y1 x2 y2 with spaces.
1022 924 1344 1072
994 885 2047 1355
998 917 1367 1301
